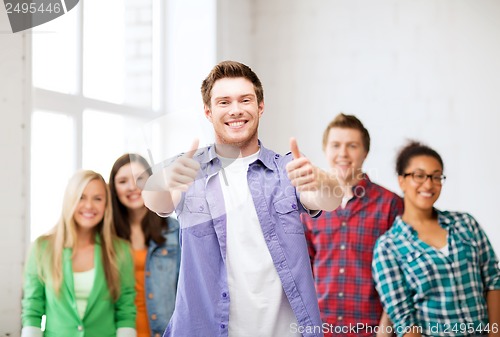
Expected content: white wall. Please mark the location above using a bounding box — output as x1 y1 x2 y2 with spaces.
218 0 500 252
0 9 29 337
2 0 499 334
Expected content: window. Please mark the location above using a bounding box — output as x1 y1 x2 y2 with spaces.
30 111 75 240
31 0 216 240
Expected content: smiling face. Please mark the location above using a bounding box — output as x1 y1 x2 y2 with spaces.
114 161 147 211
399 155 443 212
204 77 264 156
73 179 107 232
324 127 368 184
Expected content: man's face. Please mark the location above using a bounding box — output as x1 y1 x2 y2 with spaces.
324 127 368 184
204 77 264 152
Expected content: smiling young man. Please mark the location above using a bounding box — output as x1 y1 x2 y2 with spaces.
142 61 343 337
302 113 404 337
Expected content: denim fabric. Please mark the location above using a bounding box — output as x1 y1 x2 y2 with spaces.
146 217 180 337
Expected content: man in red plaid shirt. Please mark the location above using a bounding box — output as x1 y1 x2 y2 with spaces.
302 113 403 337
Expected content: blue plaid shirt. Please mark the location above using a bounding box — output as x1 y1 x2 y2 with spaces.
372 210 500 337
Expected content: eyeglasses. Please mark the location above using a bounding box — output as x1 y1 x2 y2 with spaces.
403 171 446 185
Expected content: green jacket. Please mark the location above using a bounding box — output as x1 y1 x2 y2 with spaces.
22 237 136 337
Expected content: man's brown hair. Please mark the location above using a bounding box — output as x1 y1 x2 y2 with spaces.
201 60 264 107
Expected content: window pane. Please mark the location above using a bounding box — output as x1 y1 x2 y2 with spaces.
32 5 79 94
152 0 162 111
137 113 214 171
31 111 75 241
83 0 153 108
82 110 126 178
82 110 148 178
165 0 216 114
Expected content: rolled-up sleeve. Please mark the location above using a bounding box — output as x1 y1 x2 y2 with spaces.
22 242 46 329
372 237 419 337
467 214 500 290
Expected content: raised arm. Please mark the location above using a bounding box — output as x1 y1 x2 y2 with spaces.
142 139 200 215
286 137 343 212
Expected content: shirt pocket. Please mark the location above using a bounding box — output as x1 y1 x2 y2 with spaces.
151 246 178 271
402 250 437 296
456 235 482 286
456 231 479 265
182 196 216 237
274 196 303 234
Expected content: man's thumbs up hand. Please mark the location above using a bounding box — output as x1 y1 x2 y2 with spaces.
161 138 201 192
286 137 343 212
286 137 318 192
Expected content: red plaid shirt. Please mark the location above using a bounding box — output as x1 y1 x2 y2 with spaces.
303 175 403 337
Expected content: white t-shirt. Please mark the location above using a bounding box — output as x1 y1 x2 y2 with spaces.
439 244 449 256
219 151 300 337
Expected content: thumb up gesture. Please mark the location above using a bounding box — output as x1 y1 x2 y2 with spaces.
142 139 201 215
162 138 201 192
285 138 343 211
286 138 320 193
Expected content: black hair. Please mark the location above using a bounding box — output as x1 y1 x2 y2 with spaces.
396 140 444 175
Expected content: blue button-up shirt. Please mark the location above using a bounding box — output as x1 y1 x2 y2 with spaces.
163 143 324 337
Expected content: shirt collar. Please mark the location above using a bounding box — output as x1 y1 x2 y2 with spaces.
256 141 277 171
393 208 448 240
195 140 276 171
437 210 453 229
392 215 414 240
195 144 218 164
358 173 369 184
348 173 371 199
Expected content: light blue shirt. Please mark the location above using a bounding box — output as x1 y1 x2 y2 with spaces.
164 143 324 337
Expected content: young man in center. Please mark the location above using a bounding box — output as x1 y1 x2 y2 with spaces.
302 113 404 337
142 61 343 337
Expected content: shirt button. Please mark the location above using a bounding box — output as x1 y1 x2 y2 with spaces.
199 205 204 212
148 293 154 299
220 324 226 329
338 292 344 298
155 334 161 337
340 244 346 250
222 292 227 298
77 325 83 331
338 316 343 321
341 221 346 227
291 203 297 210
339 268 345 274
151 314 157 320
161 249 168 255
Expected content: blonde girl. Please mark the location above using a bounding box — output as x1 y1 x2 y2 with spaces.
21 170 136 337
